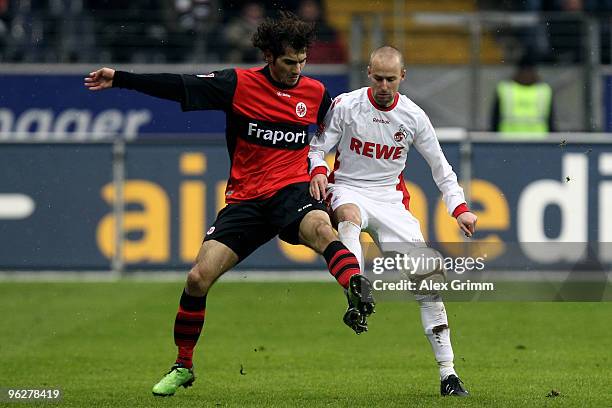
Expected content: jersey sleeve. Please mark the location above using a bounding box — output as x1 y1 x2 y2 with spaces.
181 69 237 112
113 71 185 103
413 109 466 215
308 95 345 175
317 87 332 126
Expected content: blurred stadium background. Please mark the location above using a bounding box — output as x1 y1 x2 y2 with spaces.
0 0 611 275
1 2 612 407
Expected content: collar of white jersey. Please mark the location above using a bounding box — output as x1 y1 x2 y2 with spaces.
367 88 400 112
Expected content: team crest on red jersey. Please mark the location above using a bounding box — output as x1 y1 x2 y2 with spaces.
295 102 307 118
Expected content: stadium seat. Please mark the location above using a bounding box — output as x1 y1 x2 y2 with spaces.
325 0 502 64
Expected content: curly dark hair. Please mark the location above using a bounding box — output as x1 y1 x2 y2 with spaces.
252 12 316 60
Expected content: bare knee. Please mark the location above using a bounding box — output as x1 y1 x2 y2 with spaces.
335 204 361 226
299 210 337 253
314 220 336 244
186 263 214 296
184 240 238 296
309 214 337 249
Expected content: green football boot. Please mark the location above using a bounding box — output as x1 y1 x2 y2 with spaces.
152 363 195 396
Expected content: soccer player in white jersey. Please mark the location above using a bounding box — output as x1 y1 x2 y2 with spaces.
308 46 477 397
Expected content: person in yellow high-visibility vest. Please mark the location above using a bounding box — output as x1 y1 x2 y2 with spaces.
490 54 555 139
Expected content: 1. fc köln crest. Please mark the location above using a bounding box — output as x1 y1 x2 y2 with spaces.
295 102 307 118
394 124 408 141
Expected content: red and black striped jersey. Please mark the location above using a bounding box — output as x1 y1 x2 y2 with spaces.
180 66 331 203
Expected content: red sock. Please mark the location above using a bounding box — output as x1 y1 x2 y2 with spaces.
323 241 361 288
174 290 207 369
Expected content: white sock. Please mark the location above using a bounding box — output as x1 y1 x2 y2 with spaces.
414 293 457 380
337 221 363 272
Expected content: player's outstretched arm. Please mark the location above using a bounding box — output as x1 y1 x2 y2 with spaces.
457 211 477 238
84 68 115 91
85 69 187 104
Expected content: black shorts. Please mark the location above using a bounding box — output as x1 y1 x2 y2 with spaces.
204 182 327 262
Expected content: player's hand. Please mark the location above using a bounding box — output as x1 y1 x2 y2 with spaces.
457 211 477 238
310 174 328 201
84 68 115 91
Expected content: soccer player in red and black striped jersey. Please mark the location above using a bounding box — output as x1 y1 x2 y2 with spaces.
85 12 375 396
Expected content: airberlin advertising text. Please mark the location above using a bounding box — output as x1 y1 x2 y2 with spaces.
0 142 610 271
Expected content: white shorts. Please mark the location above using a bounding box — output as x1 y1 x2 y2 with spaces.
327 184 426 250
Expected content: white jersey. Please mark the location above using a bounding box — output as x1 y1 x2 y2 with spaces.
309 87 465 215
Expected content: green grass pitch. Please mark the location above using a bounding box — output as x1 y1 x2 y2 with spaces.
1 281 610 407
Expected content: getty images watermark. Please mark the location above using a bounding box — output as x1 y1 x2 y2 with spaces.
360 243 611 301
369 250 495 293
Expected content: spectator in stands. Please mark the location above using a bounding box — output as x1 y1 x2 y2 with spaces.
222 2 265 63
0 0 9 60
46 0 97 62
490 53 555 137
513 0 550 60
87 0 171 62
163 0 221 62
584 0 612 64
296 0 346 63
544 0 585 63
220 0 297 15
